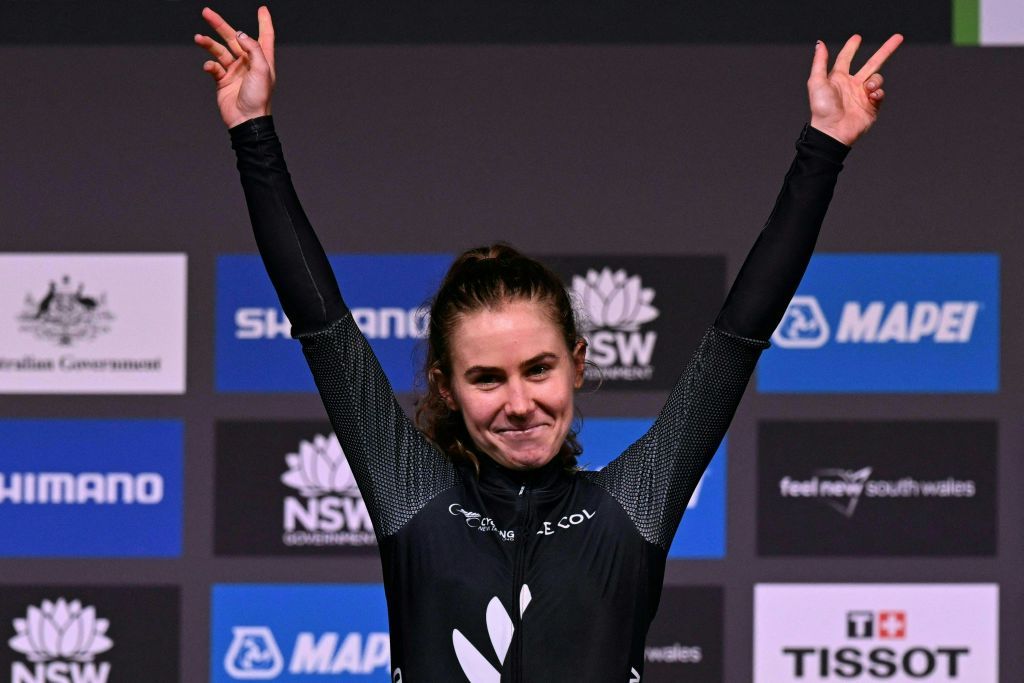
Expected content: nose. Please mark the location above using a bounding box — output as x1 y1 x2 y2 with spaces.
503 378 533 418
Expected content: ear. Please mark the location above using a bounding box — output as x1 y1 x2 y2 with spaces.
431 367 459 411
572 339 587 389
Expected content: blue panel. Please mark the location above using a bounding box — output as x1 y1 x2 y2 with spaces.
211 584 391 682
0 419 183 557
578 418 726 559
758 254 999 393
216 254 453 393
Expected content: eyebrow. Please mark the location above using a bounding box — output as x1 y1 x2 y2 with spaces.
463 352 560 378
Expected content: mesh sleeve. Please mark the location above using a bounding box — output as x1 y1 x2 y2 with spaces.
298 314 458 538
590 326 767 549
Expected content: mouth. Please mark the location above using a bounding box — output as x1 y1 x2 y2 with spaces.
495 424 549 438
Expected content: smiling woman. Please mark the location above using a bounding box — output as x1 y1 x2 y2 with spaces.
196 6 902 680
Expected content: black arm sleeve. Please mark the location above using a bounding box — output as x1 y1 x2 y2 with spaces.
230 116 457 538
715 124 849 340
230 115 346 335
592 125 848 549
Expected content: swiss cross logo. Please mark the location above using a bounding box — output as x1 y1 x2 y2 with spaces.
845 610 907 640
878 610 907 639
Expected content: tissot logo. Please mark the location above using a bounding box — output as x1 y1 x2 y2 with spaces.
759 254 999 392
758 421 996 556
0 586 179 682
215 421 378 556
755 585 997 681
0 254 187 394
545 256 724 391
212 585 390 682
216 254 450 392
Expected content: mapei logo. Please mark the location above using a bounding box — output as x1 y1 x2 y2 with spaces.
759 254 999 393
8 598 114 683
224 626 389 679
281 434 375 547
773 297 981 348
17 275 114 347
571 268 659 381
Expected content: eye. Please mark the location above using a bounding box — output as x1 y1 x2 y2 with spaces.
472 373 501 386
527 364 550 378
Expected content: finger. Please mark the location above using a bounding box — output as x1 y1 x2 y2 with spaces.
202 60 227 81
257 6 276 73
194 34 234 68
235 29 270 75
868 87 885 103
855 33 904 81
201 6 244 58
808 40 829 83
864 73 884 91
833 34 862 74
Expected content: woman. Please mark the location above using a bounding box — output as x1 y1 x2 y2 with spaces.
196 8 901 681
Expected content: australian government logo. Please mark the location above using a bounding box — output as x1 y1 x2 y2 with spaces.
281 434 375 547
0 254 187 394
8 597 114 683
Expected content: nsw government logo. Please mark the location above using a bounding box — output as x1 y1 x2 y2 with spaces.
572 267 660 382
546 256 725 391
8 598 113 683
281 434 375 547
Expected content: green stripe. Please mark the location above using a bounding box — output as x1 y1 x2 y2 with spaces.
953 0 980 45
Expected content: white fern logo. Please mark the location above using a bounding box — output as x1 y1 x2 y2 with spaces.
8 598 113 662
280 433 358 497
452 585 532 682
572 268 659 332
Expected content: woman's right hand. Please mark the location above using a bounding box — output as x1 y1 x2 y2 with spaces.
194 6 276 129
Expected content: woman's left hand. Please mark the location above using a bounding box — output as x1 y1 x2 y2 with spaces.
808 34 904 146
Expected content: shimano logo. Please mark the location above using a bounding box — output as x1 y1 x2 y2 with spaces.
235 307 428 340
773 297 981 348
0 472 163 505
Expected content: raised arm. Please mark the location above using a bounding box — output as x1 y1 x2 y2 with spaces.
593 35 903 549
196 8 457 538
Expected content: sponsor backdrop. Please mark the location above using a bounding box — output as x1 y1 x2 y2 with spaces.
1 21 1022 683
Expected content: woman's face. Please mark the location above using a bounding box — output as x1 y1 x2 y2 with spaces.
441 299 585 471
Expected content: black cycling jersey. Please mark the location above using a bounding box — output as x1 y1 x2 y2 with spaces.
230 116 848 682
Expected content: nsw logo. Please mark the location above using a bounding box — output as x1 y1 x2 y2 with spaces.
8 597 114 683
572 268 660 381
281 434 375 547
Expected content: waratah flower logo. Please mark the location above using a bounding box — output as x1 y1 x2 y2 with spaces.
571 268 659 332
280 433 359 497
8 598 114 662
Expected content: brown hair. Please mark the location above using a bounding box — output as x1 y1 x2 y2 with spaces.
415 244 584 472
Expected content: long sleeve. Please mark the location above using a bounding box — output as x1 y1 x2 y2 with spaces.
230 115 346 336
715 124 849 340
591 126 847 549
230 116 457 539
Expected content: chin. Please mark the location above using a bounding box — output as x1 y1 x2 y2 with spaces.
497 448 558 471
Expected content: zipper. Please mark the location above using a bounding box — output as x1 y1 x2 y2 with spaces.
511 483 530 683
